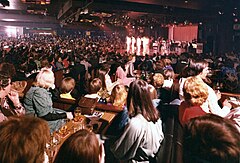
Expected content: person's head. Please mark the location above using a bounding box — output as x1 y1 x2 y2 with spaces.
0 71 11 98
183 76 208 106
110 84 127 107
184 114 240 163
89 78 102 94
59 77 75 94
163 58 172 67
152 73 164 88
98 65 110 90
54 129 104 163
35 68 55 89
41 57 51 69
0 116 50 163
56 55 62 62
127 80 159 122
188 59 209 79
0 62 16 79
148 84 158 100
163 69 175 80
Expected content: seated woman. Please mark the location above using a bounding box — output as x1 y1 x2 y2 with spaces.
161 68 180 104
98 64 121 94
0 116 50 163
110 84 127 108
179 59 231 117
54 129 105 163
184 114 240 163
59 77 75 100
0 71 25 122
84 78 102 100
107 84 129 136
115 61 135 87
24 68 73 133
179 76 208 126
152 73 164 99
110 80 164 162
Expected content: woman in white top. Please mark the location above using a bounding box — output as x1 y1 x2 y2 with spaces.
111 80 164 162
179 59 231 117
98 65 121 94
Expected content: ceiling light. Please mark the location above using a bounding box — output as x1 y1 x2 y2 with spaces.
1 19 15 21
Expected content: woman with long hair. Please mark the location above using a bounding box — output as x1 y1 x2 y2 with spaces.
110 80 164 162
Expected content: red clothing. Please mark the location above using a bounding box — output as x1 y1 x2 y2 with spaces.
62 59 69 68
179 101 206 126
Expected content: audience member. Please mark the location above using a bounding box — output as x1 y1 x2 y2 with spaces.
179 59 232 117
98 65 120 94
179 76 208 126
24 68 73 133
54 129 105 163
59 77 75 100
0 116 50 163
0 71 25 122
110 84 127 108
115 61 135 86
184 114 240 163
84 78 102 100
110 80 164 162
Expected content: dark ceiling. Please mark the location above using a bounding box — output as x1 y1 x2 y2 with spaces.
0 0 239 28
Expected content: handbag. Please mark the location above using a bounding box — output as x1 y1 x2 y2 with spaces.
78 97 98 115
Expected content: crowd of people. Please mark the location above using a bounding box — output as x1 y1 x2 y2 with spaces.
0 34 239 163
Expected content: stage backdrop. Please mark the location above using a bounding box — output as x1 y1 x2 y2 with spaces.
168 25 198 42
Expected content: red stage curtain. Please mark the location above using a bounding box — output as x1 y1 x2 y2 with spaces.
173 25 198 42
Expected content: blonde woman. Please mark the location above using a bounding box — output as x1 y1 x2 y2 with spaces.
110 84 128 108
179 76 208 126
107 84 129 136
24 68 73 133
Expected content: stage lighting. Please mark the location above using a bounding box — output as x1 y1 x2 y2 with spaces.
0 0 10 7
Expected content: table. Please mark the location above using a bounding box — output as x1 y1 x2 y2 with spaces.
46 108 118 162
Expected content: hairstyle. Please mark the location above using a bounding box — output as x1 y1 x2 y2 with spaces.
163 58 172 66
148 84 158 100
163 69 175 80
187 59 209 77
89 78 102 94
0 116 50 163
54 129 103 163
35 68 55 89
0 62 16 79
41 57 50 69
152 73 164 88
128 55 133 61
184 114 240 163
110 84 127 107
183 76 209 106
0 71 11 90
59 77 75 94
127 80 159 122
98 65 110 90
155 60 165 71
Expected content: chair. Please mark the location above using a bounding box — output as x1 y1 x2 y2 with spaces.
154 104 184 163
53 98 77 111
54 69 64 88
